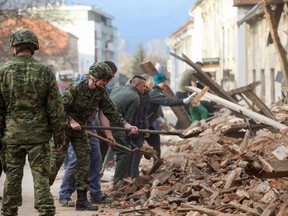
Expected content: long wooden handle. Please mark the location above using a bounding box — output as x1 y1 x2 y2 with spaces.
81 125 184 137
87 131 131 152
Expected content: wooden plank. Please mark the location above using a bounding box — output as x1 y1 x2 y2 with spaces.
266 160 288 172
261 201 278 216
191 86 209 106
258 156 275 172
229 201 261 216
186 86 286 130
140 61 192 129
245 160 288 178
163 86 192 129
229 81 276 120
170 52 237 103
240 130 250 153
224 170 237 189
229 81 261 95
243 90 276 120
181 203 242 216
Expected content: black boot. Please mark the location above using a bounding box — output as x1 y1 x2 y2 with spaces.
76 190 98 211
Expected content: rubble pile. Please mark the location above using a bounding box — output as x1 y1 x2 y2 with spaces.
106 106 288 216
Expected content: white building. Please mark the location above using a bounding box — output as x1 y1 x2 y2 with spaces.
166 20 193 91
167 0 258 92
53 4 118 83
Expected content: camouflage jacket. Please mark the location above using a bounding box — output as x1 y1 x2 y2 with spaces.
62 80 127 126
0 55 67 145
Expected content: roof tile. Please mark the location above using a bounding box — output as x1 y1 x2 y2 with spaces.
0 17 69 55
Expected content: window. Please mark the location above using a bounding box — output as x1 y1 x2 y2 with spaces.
270 68 275 103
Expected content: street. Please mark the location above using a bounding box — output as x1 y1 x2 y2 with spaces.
0 159 118 216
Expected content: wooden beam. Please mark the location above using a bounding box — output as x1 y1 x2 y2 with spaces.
139 61 192 129
229 81 276 120
186 86 286 130
181 203 244 216
230 201 261 216
245 160 288 178
170 52 238 103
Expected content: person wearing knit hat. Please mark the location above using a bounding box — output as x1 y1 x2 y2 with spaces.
145 72 196 159
153 72 167 85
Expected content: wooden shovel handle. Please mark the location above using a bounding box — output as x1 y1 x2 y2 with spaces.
87 131 131 152
81 125 185 137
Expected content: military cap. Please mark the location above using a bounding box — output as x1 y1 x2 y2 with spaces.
10 28 39 50
89 62 113 80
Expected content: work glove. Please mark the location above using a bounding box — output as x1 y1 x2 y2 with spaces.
183 92 197 105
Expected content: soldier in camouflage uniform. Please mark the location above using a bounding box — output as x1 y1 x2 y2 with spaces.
49 62 138 211
0 28 67 216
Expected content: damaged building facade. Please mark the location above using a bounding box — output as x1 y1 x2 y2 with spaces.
238 1 288 104
167 0 288 105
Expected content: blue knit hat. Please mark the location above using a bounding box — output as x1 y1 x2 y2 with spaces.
153 72 167 84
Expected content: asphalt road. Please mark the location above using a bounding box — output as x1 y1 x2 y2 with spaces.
0 159 118 216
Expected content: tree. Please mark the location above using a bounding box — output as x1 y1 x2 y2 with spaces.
0 0 66 23
117 35 133 75
129 43 146 76
146 39 169 75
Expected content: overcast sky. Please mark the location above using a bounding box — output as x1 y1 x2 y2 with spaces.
67 0 196 53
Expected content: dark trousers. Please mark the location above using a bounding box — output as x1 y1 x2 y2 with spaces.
145 126 161 159
112 131 131 187
0 142 2 176
175 91 190 129
130 136 144 178
175 91 189 113
0 159 2 177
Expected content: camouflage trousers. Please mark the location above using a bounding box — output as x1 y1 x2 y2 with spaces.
49 129 91 191
1 142 55 216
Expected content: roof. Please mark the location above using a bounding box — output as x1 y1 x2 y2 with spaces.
234 0 261 6
237 0 286 25
0 17 69 55
237 2 263 25
168 20 193 39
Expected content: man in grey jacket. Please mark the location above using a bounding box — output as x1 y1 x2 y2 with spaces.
109 75 147 189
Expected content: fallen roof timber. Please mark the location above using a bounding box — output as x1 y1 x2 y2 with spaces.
245 159 288 178
186 86 286 130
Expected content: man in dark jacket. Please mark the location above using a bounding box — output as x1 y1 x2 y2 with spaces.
109 75 147 189
129 74 153 178
146 72 195 158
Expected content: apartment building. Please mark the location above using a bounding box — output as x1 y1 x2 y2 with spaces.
53 4 118 81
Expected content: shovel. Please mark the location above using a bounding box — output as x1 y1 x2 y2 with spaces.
86 131 159 160
82 125 202 139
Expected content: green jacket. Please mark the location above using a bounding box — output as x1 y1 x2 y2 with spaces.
62 80 127 126
109 85 141 125
0 55 66 145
